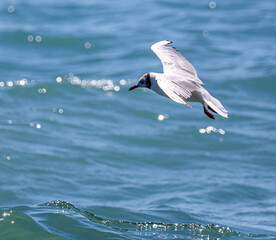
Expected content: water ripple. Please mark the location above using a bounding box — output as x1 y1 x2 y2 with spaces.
41 200 267 239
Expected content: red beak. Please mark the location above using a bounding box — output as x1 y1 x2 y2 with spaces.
129 85 139 91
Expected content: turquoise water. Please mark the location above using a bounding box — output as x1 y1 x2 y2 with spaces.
1 0 276 239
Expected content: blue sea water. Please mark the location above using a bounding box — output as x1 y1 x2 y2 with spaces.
0 0 276 239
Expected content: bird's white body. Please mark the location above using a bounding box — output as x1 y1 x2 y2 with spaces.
148 73 167 97
129 40 228 119
149 72 203 102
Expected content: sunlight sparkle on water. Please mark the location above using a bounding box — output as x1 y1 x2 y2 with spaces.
6 81 13 87
7 5 14 13
1 78 32 88
27 35 34 42
38 88 46 94
1 211 14 224
3 212 10 217
199 126 225 135
158 114 169 121
209 1 216 9
202 30 209 37
84 42 92 49
119 79 127 85
35 36 42 42
66 74 121 92
16 79 27 86
56 77 62 83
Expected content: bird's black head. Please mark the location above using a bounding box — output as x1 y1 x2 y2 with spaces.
129 73 151 91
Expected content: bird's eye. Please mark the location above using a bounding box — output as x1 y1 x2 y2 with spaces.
141 81 144 84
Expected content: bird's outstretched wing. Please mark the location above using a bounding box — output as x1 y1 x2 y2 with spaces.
151 40 203 85
156 74 200 107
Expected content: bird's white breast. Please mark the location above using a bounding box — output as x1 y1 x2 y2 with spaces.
149 73 168 97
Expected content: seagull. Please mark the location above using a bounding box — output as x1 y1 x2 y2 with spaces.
129 40 228 119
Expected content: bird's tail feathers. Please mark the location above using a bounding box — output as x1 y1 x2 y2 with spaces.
204 93 228 118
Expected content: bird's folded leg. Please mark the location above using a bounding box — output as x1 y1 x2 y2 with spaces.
207 105 217 114
203 105 215 119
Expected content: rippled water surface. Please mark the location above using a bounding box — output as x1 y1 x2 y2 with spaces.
0 0 276 239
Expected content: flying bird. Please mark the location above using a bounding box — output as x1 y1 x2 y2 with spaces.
129 40 228 119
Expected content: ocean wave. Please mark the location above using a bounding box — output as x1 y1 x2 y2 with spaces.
1 200 273 240
43 200 261 239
